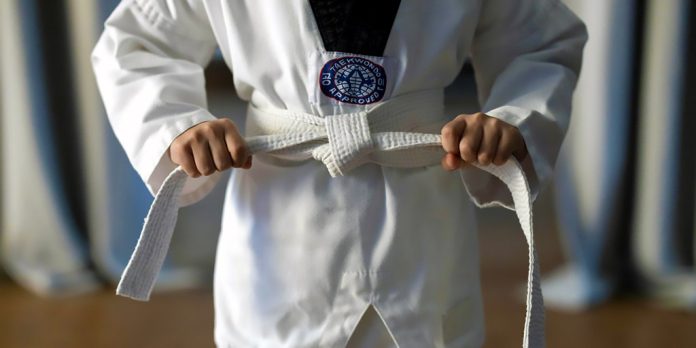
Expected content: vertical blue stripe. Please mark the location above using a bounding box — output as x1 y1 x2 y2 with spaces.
17 0 88 260
98 0 121 22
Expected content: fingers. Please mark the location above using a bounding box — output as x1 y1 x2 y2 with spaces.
440 112 528 170
441 116 467 154
458 115 483 163
170 142 199 177
493 130 514 166
210 134 234 171
478 119 501 166
192 140 215 176
223 121 250 168
168 119 252 178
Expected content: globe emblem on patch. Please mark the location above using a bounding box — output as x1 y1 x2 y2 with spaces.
319 56 387 105
335 64 376 97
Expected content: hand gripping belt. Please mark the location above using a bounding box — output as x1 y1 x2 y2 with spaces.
116 89 545 348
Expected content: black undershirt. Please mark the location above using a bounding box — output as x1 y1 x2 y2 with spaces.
308 0 401 56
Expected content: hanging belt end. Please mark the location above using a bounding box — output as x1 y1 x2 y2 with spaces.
116 279 153 302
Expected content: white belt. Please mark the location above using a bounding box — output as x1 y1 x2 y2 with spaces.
116 90 545 348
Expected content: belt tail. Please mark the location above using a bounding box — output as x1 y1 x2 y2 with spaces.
470 160 545 348
116 167 188 301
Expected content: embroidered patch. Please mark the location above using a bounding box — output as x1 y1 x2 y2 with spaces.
319 56 387 105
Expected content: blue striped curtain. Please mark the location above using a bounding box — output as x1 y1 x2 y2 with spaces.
0 0 99 295
547 0 696 310
0 0 219 297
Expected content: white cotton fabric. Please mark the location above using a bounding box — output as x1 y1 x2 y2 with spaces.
92 0 587 347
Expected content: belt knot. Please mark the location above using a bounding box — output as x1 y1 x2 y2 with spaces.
320 111 374 176
244 89 448 177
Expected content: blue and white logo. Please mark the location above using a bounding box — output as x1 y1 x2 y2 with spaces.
319 56 387 105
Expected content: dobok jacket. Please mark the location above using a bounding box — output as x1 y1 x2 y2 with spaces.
92 0 587 347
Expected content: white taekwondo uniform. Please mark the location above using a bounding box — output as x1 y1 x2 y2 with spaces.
92 0 587 347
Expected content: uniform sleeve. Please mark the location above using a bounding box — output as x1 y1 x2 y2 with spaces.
91 0 220 206
462 0 588 209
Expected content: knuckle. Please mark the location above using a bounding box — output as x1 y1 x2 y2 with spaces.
169 142 183 156
488 127 502 140
182 135 196 146
201 121 214 131
191 130 206 142
195 124 211 137
210 124 224 137
223 118 238 130
172 137 190 151
441 125 456 138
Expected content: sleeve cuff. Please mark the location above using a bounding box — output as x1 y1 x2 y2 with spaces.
134 111 222 207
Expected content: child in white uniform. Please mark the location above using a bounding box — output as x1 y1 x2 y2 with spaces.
93 0 587 347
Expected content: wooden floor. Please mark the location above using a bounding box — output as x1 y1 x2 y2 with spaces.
2 193 695 348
